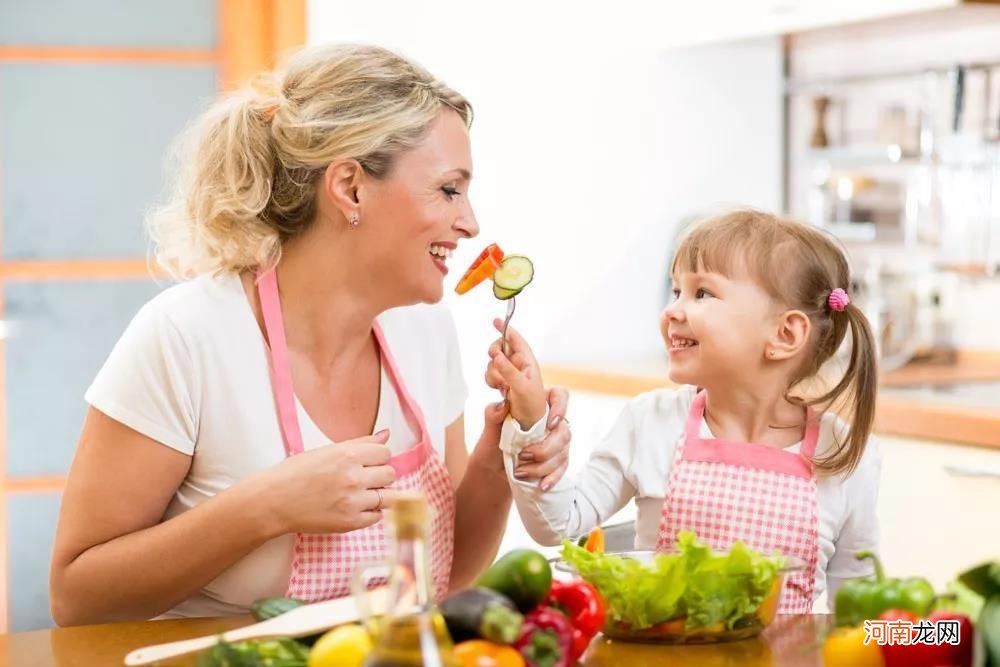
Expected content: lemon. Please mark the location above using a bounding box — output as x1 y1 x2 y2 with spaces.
307 623 373 667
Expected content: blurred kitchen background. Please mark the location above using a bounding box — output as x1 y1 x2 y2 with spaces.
1 0 998 633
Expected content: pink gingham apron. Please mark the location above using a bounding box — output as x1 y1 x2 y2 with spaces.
256 268 455 603
655 390 819 613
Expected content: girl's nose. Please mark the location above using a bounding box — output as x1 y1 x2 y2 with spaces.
662 300 684 323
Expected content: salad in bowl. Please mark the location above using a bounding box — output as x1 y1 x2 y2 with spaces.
557 531 804 644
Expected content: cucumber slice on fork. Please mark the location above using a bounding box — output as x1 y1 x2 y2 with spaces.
493 256 534 291
493 284 521 300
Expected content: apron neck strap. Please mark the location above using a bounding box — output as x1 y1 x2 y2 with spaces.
257 267 305 457
686 389 821 460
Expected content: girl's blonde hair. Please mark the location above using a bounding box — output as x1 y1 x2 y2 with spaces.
148 43 472 278
672 209 878 476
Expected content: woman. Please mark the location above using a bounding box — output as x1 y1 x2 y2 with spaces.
49 44 570 625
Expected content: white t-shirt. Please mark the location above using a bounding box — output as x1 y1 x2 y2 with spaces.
500 385 882 612
85 273 468 618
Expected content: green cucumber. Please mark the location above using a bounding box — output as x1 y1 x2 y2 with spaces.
492 256 534 291
493 283 521 300
476 549 552 613
250 596 305 622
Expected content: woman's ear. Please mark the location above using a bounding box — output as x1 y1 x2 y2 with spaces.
320 159 363 221
765 309 811 361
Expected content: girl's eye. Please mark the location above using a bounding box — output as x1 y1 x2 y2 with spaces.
671 288 680 300
442 185 461 200
695 288 712 299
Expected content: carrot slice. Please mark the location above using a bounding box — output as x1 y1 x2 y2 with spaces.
584 527 605 554
455 243 504 295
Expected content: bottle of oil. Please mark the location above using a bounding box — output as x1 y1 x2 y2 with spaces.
361 493 458 667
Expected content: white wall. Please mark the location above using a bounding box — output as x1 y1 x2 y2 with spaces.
307 2 784 441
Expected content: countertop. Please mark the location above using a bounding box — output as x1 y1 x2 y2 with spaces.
0 613 833 666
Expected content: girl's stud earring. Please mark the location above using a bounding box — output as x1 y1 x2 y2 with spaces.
349 213 360 228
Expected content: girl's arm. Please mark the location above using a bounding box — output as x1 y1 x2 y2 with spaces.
500 402 641 546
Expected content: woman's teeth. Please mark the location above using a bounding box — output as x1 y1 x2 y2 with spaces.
671 337 698 349
429 244 453 260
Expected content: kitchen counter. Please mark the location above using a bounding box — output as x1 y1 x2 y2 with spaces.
542 350 1000 448
0 614 833 666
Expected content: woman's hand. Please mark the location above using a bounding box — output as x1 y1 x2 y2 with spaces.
517 386 571 491
250 429 396 535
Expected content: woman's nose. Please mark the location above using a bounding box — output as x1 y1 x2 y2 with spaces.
455 204 479 239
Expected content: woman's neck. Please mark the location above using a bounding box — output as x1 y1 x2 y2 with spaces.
266 228 387 370
701 382 806 448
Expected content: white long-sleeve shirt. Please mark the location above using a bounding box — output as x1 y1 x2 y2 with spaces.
500 385 882 611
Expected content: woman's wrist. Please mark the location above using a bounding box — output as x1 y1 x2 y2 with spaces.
229 474 289 541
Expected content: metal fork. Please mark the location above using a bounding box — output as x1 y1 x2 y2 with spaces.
501 296 517 357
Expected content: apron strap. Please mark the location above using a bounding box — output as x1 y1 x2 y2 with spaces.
257 268 305 457
256 267 435 473
679 389 818 478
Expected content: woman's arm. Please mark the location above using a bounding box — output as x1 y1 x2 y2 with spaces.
49 408 283 625
447 389 571 590
447 407 512 590
50 408 394 625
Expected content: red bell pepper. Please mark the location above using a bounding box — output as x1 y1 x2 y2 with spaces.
515 606 573 667
455 243 504 295
877 609 974 667
545 580 605 661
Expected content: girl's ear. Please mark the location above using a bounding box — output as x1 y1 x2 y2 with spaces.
765 309 811 361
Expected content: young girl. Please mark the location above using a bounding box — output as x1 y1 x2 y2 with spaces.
487 209 882 613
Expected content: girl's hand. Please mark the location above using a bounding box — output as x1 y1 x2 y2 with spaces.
485 319 547 430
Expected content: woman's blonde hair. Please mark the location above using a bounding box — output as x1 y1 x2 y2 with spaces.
672 209 878 477
148 43 472 278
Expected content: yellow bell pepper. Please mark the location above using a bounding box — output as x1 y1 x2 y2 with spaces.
822 625 885 667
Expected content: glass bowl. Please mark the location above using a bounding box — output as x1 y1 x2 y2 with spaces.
552 550 805 644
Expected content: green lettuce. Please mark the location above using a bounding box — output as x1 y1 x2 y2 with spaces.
560 531 785 630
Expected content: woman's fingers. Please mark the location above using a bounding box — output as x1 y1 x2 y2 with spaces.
518 419 570 462
513 447 568 480
359 463 396 490
545 386 569 428
540 460 569 492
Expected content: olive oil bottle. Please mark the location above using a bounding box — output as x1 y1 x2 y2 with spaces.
362 493 457 667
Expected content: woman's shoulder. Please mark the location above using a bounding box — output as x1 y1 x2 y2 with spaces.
138 273 247 333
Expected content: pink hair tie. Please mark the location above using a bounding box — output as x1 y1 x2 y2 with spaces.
828 288 850 312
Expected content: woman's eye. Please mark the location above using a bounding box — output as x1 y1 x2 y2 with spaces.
442 185 461 199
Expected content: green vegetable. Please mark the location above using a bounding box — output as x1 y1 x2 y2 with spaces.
833 550 935 627
441 587 524 644
476 549 553 613
959 560 1000 598
195 638 310 667
493 283 521 300
250 597 305 622
492 256 534 291
979 595 1000 667
559 530 784 631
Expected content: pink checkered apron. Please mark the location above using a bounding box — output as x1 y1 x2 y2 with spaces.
256 268 455 603
655 390 819 613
